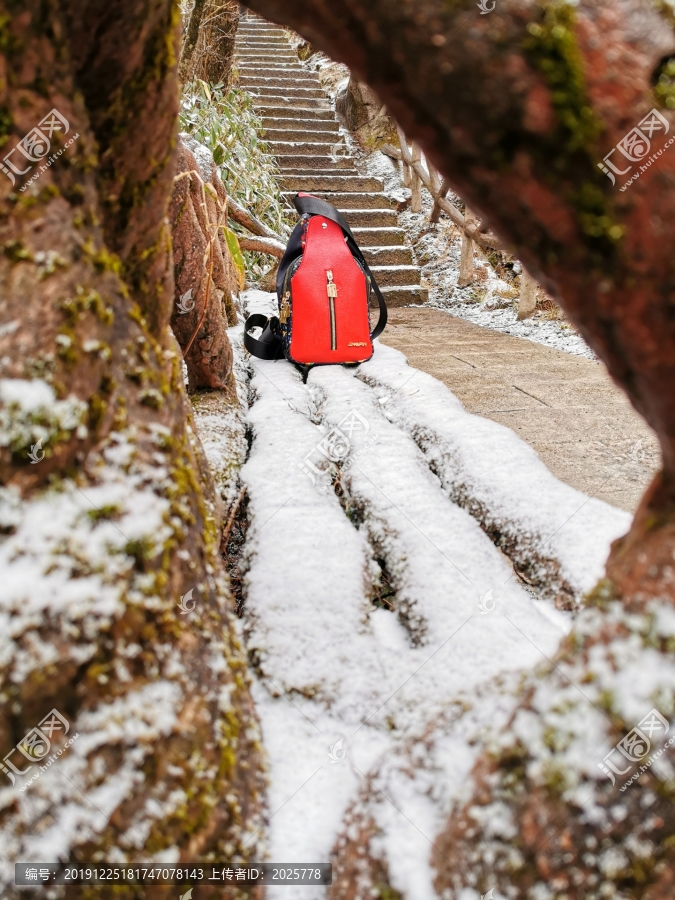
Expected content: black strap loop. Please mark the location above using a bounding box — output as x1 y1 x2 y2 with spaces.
293 193 388 340
243 313 284 360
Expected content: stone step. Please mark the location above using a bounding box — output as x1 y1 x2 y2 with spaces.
251 96 331 111
362 245 414 266
240 56 301 65
243 77 321 91
237 31 287 38
238 44 290 51
352 226 407 247
247 85 327 100
341 208 399 227
234 47 298 59
237 29 289 35
236 58 303 67
237 59 304 68
244 80 325 94
238 68 308 79
237 30 288 36
238 62 314 72
236 36 291 45
237 32 289 38
268 140 339 155
264 130 340 147
282 190 394 209
280 174 384 192
235 51 298 61
262 116 338 132
238 47 292 55
235 40 293 48
369 265 422 287
236 44 295 55
377 285 428 307
264 127 340 142
239 75 321 89
280 168 360 178
258 106 335 121
237 29 289 36
237 59 310 68
237 21 286 26
276 154 355 171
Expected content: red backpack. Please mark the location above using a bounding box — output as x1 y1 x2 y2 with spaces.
244 194 387 373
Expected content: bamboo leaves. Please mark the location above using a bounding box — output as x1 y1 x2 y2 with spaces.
179 78 293 241
223 227 246 291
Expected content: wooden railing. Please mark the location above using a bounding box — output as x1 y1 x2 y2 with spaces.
381 130 539 319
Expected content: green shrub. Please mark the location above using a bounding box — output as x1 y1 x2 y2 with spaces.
179 79 293 279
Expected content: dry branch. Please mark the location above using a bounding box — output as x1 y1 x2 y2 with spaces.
381 141 504 252
227 195 288 241
238 234 286 257
179 174 288 259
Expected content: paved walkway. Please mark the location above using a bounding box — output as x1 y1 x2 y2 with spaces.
381 309 660 512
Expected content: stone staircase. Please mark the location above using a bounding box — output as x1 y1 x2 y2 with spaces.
234 14 427 307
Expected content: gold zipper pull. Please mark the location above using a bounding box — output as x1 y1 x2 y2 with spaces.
279 291 291 324
326 270 338 298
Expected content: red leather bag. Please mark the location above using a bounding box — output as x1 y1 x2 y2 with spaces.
244 193 387 372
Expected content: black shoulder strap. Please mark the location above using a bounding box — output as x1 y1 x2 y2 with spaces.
293 194 388 340
243 313 284 360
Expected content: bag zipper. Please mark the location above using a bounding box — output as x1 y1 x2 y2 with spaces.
280 257 302 327
326 270 338 351
281 247 370 350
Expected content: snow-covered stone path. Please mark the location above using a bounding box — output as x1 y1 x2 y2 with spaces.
194 291 632 898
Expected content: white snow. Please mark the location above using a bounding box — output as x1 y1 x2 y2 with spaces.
193 290 635 899
0 378 85 451
360 343 631 607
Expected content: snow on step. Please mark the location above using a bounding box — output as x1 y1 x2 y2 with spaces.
240 357 384 714
361 342 632 607
222 291 568 886
308 363 565 724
